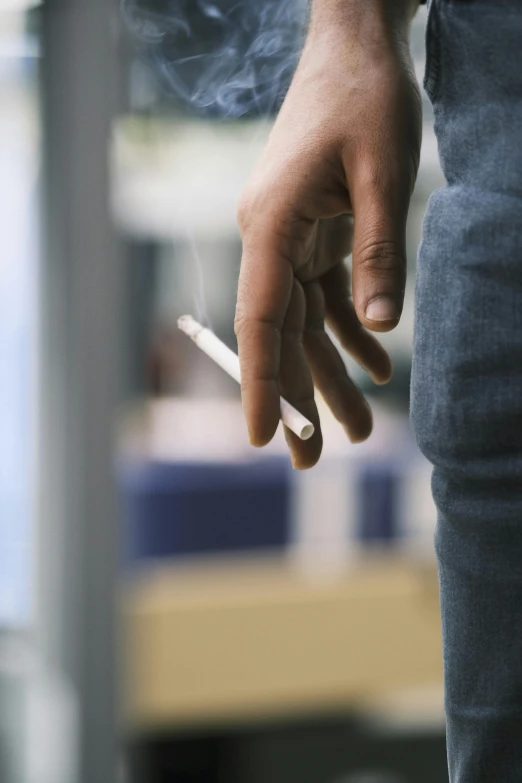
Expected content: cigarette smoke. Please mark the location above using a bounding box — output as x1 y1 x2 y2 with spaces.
121 0 308 118
186 231 210 327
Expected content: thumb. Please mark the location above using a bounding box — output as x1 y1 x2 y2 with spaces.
350 174 409 333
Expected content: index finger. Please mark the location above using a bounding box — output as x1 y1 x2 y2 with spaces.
235 228 294 447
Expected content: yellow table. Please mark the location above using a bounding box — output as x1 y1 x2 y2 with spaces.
124 554 443 732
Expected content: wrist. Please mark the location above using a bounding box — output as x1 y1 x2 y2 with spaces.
309 0 418 54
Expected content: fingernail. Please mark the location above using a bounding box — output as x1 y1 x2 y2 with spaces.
365 297 399 322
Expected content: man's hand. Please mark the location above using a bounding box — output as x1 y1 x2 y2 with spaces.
235 0 422 469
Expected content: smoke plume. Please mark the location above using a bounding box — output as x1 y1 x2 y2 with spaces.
122 0 307 118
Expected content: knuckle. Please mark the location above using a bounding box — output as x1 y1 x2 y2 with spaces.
285 391 315 409
234 311 248 339
237 181 273 234
357 239 405 276
235 312 281 340
323 362 349 389
237 191 255 233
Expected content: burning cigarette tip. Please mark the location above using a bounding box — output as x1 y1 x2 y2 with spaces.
177 314 203 339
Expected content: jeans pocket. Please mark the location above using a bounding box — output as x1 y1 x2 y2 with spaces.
424 0 441 103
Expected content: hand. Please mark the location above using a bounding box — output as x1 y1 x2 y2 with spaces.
235 0 422 469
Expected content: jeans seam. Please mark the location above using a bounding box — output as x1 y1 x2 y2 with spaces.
424 0 442 103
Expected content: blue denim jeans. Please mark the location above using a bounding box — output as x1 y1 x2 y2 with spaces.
411 1 522 780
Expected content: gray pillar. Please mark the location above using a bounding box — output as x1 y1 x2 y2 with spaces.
39 2 122 781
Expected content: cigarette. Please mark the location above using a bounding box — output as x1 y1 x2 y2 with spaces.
178 315 315 441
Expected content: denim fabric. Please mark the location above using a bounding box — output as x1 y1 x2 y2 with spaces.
411 1 522 780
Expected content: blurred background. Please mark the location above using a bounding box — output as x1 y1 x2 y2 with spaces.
0 1 447 781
